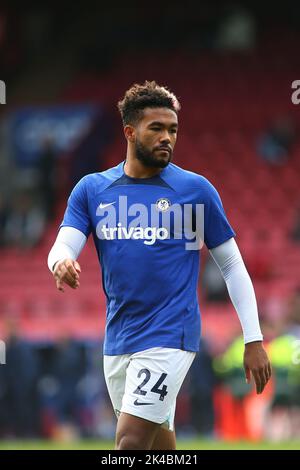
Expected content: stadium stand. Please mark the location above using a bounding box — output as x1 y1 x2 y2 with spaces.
1 42 300 348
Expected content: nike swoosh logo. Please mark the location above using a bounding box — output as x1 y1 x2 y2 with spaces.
134 399 154 406
99 202 116 209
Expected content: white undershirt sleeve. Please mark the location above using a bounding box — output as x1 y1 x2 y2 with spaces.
47 226 87 272
209 237 263 344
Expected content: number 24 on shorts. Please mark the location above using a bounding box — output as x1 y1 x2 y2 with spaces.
133 368 168 401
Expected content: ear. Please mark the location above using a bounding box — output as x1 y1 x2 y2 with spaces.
124 124 136 143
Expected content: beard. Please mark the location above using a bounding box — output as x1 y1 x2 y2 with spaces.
135 140 173 168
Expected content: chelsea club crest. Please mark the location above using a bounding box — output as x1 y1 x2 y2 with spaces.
156 198 171 212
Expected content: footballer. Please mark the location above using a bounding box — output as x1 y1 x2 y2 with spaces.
48 81 271 450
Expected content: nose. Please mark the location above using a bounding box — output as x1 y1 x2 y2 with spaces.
159 130 171 144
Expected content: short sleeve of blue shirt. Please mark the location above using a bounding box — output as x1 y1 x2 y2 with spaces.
203 178 235 249
60 176 92 237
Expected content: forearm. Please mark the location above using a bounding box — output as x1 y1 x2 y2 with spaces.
209 238 263 344
47 226 87 272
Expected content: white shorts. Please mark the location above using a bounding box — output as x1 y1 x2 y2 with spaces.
103 347 195 431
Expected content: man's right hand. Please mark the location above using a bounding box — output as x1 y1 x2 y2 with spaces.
52 259 81 292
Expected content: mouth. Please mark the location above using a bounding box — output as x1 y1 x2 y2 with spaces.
155 147 171 155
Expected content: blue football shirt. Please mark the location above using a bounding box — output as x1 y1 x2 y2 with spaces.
60 161 235 355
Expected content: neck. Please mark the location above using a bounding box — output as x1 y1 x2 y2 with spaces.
124 152 163 178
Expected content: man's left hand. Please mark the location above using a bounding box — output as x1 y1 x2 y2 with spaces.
244 341 272 394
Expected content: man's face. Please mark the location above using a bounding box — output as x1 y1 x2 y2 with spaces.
131 107 178 168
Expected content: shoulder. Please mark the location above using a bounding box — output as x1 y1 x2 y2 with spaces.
73 162 124 196
163 163 219 198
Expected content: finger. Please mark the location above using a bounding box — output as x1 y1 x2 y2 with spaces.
252 369 262 394
261 367 269 391
54 268 64 282
266 363 272 385
56 279 65 293
74 261 81 273
268 362 272 380
244 365 251 384
258 367 268 393
263 365 270 385
56 273 79 290
53 260 65 274
65 260 79 280
56 266 80 289
62 271 79 288
60 266 79 288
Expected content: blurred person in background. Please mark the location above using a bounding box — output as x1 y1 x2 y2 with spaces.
0 192 8 247
189 340 216 437
265 309 300 441
213 312 300 442
3 189 46 249
202 256 228 302
290 205 300 243
216 6 256 51
287 289 300 337
38 332 85 440
51 335 85 440
213 326 274 442
257 115 296 166
0 317 39 438
68 111 113 190
76 343 115 439
36 136 57 221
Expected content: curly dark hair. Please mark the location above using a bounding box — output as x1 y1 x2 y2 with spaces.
118 80 181 125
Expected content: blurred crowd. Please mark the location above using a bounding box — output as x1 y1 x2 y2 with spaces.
1 288 300 441
0 318 114 440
